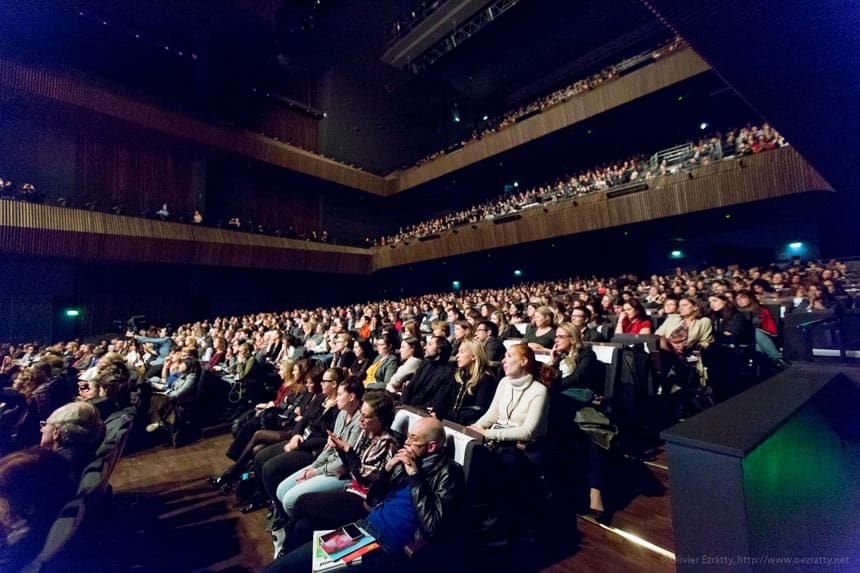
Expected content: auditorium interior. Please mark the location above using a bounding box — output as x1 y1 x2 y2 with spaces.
0 1 858 572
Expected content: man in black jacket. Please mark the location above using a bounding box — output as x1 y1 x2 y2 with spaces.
399 336 455 418
474 320 505 362
262 416 464 572
571 307 608 343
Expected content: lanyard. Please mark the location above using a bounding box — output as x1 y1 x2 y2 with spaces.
505 379 533 421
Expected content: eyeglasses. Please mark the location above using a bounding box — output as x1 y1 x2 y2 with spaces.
406 434 428 445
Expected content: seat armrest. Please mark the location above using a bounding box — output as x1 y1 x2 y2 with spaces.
404 538 430 559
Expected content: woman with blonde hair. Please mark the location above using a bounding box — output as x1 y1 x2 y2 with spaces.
491 309 520 340
552 323 602 394
526 305 556 354
449 338 497 425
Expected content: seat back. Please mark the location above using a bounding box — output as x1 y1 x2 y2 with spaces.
22 497 87 573
584 342 622 397
441 420 482 485
96 407 135 458
391 406 428 436
609 333 660 353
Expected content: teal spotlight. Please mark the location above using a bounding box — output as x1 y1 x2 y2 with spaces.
64 308 81 317
670 250 683 259
514 270 523 277
452 280 461 290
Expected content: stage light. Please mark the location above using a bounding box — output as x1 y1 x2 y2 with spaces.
64 308 81 318
513 181 519 187
483 115 488 121
700 122 708 130
514 270 523 277
671 250 683 259
452 281 461 290
789 242 803 250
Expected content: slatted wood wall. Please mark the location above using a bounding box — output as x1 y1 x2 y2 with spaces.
0 202 372 275
372 146 834 270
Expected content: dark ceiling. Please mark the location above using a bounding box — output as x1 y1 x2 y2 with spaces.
0 0 680 173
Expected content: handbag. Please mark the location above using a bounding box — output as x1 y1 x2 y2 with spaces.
574 406 618 451
259 406 293 431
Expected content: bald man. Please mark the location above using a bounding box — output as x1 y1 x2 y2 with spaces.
264 416 464 572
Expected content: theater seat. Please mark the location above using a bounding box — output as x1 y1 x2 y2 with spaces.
391 405 428 437
22 497 87 573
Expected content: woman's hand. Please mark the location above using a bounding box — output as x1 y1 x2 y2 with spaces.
468 424 486 436
326 430 349 452
296 467 317 483
284 434 303 452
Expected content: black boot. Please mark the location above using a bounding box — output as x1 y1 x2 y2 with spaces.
207 465 238 489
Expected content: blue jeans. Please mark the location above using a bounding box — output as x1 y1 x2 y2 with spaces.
275 469 348 517
755 328 781 361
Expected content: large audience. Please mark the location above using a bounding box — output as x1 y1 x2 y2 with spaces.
378 122 787 245
0 256 855 571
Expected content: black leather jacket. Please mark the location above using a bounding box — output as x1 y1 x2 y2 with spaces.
366 451 464 544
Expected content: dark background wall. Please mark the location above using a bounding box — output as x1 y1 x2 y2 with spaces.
0 99 206 217
0 257 377 343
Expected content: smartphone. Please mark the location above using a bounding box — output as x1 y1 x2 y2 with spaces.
342 523 363 541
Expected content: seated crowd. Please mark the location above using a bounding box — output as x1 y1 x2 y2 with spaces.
0 258 854 572
406 37 687 171
377 122 787 245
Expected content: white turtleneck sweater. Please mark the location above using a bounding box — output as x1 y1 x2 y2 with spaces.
475 374 549 442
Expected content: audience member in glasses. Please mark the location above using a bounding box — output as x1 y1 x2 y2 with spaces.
262 416 463 573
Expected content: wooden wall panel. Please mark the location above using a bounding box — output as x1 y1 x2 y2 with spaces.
372 147 833 270
0 57 390 196
0 202 372 275
75 134 198 216
390 48 712 192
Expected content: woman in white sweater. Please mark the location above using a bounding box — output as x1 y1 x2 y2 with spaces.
469 343 549 535
470 343 548 443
